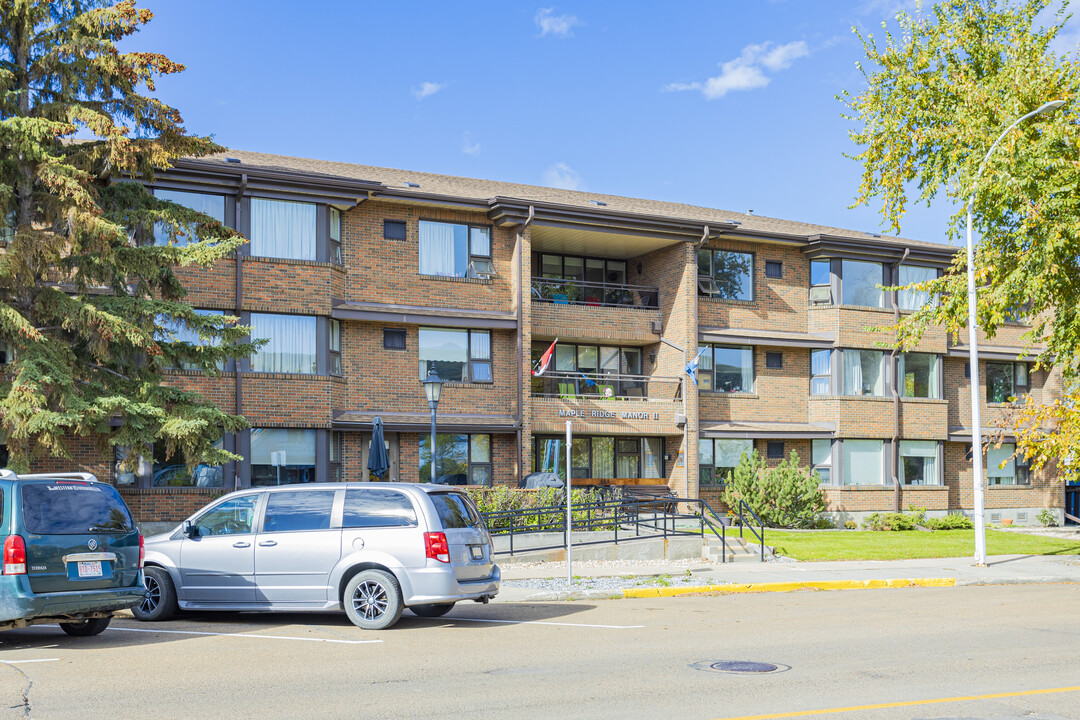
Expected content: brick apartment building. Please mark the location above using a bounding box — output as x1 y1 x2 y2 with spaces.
32 150 1065 529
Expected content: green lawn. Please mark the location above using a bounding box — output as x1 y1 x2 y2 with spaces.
764 529 1080 561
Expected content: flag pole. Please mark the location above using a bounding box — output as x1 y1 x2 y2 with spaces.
566 419 572 586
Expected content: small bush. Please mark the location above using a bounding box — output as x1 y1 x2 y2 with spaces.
862 512 918 531
1037 508 1058 527
465 486 601 530
844 520 858 530
721 450 827 529
923 513 974 530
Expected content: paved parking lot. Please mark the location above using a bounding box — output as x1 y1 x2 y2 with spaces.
3 584 1080 719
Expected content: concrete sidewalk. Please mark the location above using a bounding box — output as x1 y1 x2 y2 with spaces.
493 554 1080 602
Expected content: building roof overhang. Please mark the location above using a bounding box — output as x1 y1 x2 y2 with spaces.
333 411 519 434
331 300 518 329
803 234 958 266
699 327 835 349
700 420 835 439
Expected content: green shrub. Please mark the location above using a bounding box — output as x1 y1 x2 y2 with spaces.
844 520 858 530
721 450 827 529
465 487 602 530
1037 508 1058 527
862 512 918 531
923 513 974 530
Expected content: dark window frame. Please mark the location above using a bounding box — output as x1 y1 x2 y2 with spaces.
533 435 664 481
420 433 493 486
765 351 783 370
698 437 753 487
419 327 493 384
765 260 783 279
418 219 494 279
766 441 785 460
700 344 755 394
328 319 342 376
384 219 407 241
329 207 343 265
986 361 1030 404
697 249 754 301
384 328 407 350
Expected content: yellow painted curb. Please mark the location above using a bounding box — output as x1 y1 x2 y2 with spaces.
622 577 956 598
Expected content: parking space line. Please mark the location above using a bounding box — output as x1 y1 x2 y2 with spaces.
420 617 644 629
107 627 382 644
0 659 60 665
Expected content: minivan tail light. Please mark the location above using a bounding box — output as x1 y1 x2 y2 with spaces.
138 534 145 569
3 535 26 575
424 532 450 563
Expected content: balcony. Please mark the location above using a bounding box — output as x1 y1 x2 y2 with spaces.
531 277 659 310
531 371 681 401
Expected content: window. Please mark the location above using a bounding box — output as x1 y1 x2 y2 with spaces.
0 338 10 364
419 433 492 486
384 220 407 240
698 249 753 301
156 309 225 371
899 353 939 399
430 492 483 528
702 345 754 393
811 350 832 395
384 328 406 350
419 327 491 383
262 490 335 533
114 445 149 486
329 319 342 376
900 440 939 485
765 352 783 370
533 343 643 397
842 349 885 396
535 436 661 480
1 207 14 244
812 439 833 483
841 260 884 308
153 189 226 247
898 265 936 311
329 207 342 264
250 429 316 486
535 254 632 305
152 438 224 488
251 313 317 374
192 495 258 537
698 438 753 486
20 482 134 535
343 489 417 528
842 439 884 485
767 441 785 460
250 198 316 261
987 443 1031 485
330 431 342 481
810 260 831 287
765 260 783 279
987 362 1029 403
418 220 492 278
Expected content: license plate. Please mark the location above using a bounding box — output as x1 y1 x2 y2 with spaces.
76 561 103 578
470 546 484 560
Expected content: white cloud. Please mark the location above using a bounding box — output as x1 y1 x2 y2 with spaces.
412 82 444 101
664 40 809 100
542 162 584 191
535 7 580 38
461 133 481 156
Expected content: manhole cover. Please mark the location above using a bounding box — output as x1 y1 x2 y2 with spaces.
689 660 790 674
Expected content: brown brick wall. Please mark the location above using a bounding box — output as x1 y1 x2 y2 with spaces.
697 240 809 332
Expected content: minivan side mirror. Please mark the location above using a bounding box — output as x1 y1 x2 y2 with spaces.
183 520 198 538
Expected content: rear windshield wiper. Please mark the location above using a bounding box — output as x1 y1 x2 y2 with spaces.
88 525 126 533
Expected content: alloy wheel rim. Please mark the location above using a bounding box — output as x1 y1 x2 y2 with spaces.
352 580 388 620
140 575 161 614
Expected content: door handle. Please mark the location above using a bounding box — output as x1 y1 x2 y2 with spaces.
258 540 277 547
232 542 251 548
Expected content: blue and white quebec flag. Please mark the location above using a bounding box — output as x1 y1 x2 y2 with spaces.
685 348 708 386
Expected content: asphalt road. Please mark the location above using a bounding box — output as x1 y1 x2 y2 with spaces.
2 584 1079 720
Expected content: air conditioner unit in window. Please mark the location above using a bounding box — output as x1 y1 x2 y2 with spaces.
809 286 832 304
697 277 719 295
468 258 495 279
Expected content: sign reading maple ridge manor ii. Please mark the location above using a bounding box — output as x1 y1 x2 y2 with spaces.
558 409 661 420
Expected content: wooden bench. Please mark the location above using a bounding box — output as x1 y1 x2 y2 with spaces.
620 484 678 514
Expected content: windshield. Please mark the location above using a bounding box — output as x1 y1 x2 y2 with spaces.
20 482 135 534
430 492 483 529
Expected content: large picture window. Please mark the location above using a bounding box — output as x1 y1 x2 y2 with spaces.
698 438 753 486
700 345 754 393
899 440 939 485
987 361 1029 403
153 189 226 247
532 342 643 397
418 220 492 278
250 429 316 486
534 436 662 480
250 198 317 261
899 353 939 399
842 439 884 486
251 313 317 374
841 260 884 308
419 327 492 383
842 349 886 396
419 433 492 486
987 443 1031 485
898 265 937 311
698 250 753 301
535 254 634 306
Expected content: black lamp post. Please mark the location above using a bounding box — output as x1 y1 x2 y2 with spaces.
422 370 443 484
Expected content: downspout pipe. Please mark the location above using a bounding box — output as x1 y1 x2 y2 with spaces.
515 205 534 484
234 174 247 490
890 247 909 512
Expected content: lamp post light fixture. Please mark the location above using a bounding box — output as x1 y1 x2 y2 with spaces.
966 99 1065 566
422 370 443 484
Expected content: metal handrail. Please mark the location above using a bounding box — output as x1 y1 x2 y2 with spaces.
531 371 682 402
531 277 660 309
736 499 766 562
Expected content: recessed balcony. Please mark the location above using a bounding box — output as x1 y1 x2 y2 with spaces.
531 371 681 402
531 277 659 310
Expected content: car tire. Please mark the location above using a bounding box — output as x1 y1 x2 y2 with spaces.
59 617 111 637
410 602 456 618
133 566 178 622
343 569 403 630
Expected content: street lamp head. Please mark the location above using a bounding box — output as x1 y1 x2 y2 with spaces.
422 369 443 405
1034 99 1066 116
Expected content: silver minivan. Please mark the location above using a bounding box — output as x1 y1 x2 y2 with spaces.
136 483 499 630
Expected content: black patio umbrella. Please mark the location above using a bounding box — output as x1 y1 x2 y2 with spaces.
367 416 390 480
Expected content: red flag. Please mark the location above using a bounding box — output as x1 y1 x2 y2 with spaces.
532 339 558 376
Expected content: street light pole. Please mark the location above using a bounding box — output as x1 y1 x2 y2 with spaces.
422 370 444 484
966 100 1064 566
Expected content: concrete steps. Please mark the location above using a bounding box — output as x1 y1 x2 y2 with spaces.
706 534 774 563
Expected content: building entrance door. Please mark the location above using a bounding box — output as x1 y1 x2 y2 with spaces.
360 431 399 481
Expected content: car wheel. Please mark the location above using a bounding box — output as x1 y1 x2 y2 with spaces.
133 566 178 622
343 569 403 630
59 617 111 637
410 603 456 618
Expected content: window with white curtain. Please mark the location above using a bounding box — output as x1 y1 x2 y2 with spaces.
900 440 939 485
812 439 833 483
329 207 342 264
841 260 884 308
153 189 226 247
251 313 317 374
250 429 316 486
842 349 885 396
706 345 754 393
418 220 492 278
811 350 832 395
898 265 937 311
899 353 939 398
842 439 883 485
250 198 316 261
987 442 1031 485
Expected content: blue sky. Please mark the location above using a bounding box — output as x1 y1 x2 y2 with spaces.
130 1 985 244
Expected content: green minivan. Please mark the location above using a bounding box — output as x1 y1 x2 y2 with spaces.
1 471 144 635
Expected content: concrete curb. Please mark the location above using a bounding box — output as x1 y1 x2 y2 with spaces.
622 577 957 598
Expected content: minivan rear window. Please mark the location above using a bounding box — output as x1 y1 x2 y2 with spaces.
430 492 482 529
343 489 417 528
20 482 134 534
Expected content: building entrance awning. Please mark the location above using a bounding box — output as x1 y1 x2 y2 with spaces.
700 420 835 439
333 410 519 434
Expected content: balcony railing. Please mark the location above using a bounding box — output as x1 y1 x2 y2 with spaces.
531 371 681 401
531 277 659 309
